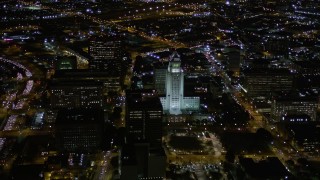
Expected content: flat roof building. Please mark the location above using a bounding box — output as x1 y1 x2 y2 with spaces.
241 68 293 98
50 80 104 109
55 109 105 152
271 92 318 121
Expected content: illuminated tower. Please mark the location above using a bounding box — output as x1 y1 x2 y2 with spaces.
163 52 184 114
159 52 200 114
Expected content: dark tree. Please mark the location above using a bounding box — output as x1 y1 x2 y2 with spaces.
256 128 273 143
225 149 235 163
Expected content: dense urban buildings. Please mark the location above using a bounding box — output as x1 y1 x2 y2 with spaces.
1 0 320 179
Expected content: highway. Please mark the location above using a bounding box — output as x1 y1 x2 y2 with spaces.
0 57 45 173
0 58 33 133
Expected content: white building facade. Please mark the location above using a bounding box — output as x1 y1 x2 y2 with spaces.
160 52 200 115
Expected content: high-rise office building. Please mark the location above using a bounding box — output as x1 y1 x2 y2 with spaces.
55 108 105 152
88 35 125 75
271 92 318 121
240 68 293 98
163 52 184 114
225 50 241 76
159 52 200 115
50 80 104 109
125 90 163 146
154 62 168 96
53 69 122 94
120 143 166 180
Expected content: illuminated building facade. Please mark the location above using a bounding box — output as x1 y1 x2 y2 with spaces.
154 62 168 96
240 68 293 98
271 93 318 121
159 52 200 115
88 35 125 75
50 80 104 109
53 70 122 94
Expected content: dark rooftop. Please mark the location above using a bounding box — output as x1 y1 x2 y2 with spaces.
126 90 163 111
284 123 320 144
56 108 104 124
53 69 121 78
50 79 104 87
242 67 292 74
239 157 292 179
